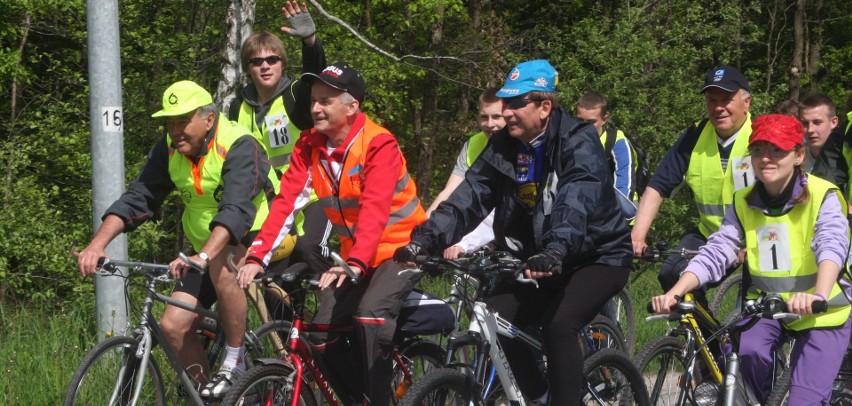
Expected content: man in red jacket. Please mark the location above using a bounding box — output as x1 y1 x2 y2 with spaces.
238 62 427 405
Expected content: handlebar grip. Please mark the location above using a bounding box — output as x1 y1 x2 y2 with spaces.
812 300 828 314
646 302 655 313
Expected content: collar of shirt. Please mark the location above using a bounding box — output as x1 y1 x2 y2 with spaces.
717 127 740 148
746 172 808 214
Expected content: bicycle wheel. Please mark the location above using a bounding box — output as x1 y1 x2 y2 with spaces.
710 272 743 320
600 289 637 355
581 348 650 405
582 315 628 356
248 319 294 359
399 368 476 406
634 336 694 406
64 335 166 406
394 338 447 401
222 363 319 406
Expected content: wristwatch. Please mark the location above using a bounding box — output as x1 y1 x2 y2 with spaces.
198 252 210 265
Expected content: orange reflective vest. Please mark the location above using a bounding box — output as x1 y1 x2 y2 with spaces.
310 117 426 268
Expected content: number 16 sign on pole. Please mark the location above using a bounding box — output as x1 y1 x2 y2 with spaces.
101 107 123 132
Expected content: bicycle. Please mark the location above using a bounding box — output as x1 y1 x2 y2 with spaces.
398 251 650 405
636 291 822 405
443 251 628 357
63 253 309 406
223 260 449 405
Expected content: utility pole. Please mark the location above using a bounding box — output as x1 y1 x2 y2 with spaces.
87 0 128 340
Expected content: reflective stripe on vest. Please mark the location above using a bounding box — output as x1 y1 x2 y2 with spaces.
310 117 427 267
465 131 489 167
736 175 851 330
168 117 275 251
687 114 753 237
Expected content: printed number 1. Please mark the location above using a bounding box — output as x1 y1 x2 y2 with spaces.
742 172 749 187
769 244 778 269
101 107 123 132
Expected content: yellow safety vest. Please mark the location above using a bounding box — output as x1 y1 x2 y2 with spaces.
465 131 489 167
736 175 851 330
235 92 302 172
687 114 753 237
235 92 315 236
168 116 276 251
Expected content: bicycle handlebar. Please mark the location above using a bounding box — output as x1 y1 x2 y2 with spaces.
96 256 171 278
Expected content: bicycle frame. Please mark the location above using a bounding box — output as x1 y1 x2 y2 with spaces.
121 268 220 406
251 275 422 406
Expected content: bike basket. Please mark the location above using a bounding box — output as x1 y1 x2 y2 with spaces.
397 289 455 335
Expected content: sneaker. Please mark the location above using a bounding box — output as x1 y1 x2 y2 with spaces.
200 367 242 399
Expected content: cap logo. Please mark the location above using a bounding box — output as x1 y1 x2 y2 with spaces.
534 77 548 88
510 68 520 81
713 69 725 82
322 65 343 78
168 93 178 105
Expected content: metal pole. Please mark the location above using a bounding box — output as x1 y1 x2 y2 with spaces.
87 0 128 340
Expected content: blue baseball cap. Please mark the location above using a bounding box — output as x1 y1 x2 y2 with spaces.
496 60 558 98
700 65 750 94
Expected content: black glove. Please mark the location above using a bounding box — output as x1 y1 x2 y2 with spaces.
394 242 425 264
285 7 316 39
526 249 563 274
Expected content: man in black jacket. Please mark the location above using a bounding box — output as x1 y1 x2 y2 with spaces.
394 59 632 404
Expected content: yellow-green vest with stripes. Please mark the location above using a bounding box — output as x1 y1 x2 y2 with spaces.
235 93 301 172
687 114 753 237
167 117 275 251
736 175 851 330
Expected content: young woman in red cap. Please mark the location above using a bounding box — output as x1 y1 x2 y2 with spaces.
651 114 852 404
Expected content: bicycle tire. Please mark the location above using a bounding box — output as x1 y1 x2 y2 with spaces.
634 336 693 406
394 338 447 401
399 368 476 406
710 272 743 319
582 348 650 406
64 335 166 406
584 315 628 356
601 289 637 355
223 363 319 406
765 366 792 406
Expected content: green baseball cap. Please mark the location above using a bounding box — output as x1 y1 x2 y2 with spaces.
151 80 214 118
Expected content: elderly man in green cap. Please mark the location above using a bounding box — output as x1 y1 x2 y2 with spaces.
77 80 277 397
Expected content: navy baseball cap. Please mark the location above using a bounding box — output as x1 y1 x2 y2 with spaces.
496 60 558 98
303 62 366 103
700 65 750 93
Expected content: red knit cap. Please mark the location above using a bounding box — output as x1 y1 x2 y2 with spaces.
749 114 804 150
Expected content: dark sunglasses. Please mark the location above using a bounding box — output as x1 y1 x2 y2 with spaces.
503 96 539 110
748 145 797 158
248 55 282 67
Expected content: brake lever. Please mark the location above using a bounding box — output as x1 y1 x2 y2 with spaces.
330 252 360 284
179 252 207 274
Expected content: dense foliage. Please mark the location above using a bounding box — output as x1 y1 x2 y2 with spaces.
1 0 850 304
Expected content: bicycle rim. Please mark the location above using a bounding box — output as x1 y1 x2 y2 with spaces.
64 336 165 406
635 336 690 406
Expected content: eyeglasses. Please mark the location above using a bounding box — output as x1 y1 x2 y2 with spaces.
503 96 539 110
248 55 282 67
748 145 797 158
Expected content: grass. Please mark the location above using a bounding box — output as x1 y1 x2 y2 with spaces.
0 301 97 405
0 263 736 404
